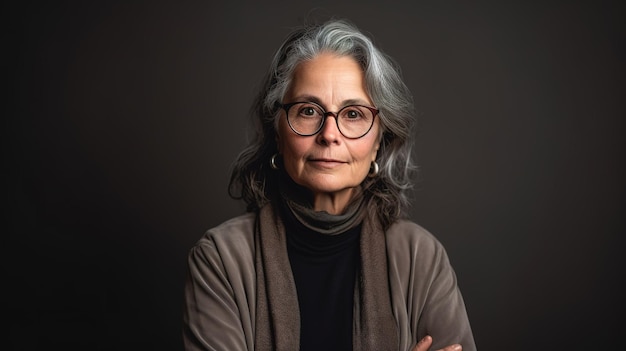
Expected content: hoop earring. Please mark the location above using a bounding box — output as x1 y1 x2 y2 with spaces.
368 161 379 177
270 153 280 170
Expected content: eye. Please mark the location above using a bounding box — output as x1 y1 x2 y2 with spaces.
301 107 317 116
295 103 323 118
341 107 364 120
346 110 361 118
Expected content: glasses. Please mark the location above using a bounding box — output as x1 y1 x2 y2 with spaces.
280 101 379 139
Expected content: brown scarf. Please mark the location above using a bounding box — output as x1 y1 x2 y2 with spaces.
254 198 399 350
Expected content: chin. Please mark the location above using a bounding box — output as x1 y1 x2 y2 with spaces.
288 170 364 195
300 178 359 195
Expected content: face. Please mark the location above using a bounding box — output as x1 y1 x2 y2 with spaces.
277 52 381 209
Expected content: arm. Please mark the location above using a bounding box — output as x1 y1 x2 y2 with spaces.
415 242 476 351
386 221 476 351
183 241 249 351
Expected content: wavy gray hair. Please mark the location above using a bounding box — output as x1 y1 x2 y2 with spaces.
228 19 417 228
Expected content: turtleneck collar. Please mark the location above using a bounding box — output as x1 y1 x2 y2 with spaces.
277 173 366 235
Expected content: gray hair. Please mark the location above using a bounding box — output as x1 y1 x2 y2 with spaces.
228 19 417 228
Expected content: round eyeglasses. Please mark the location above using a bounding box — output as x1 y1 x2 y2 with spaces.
280 101 379 139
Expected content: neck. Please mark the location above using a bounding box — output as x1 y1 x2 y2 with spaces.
312 188 355 215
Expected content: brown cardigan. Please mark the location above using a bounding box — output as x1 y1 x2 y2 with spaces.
183 212 476 351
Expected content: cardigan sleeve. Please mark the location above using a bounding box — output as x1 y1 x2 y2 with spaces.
386 221 477 351
183 214 257 351
415 240 476 351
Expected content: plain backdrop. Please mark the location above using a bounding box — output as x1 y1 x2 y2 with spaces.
7 0 625 350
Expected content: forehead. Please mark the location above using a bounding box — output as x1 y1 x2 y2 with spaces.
286 53 371 105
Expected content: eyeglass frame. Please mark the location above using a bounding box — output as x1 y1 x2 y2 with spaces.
278 101 380 139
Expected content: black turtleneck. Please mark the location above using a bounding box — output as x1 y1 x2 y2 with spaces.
283 205 361 351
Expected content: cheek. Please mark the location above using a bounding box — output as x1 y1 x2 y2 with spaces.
279 136 306 171
365 125 381 161
350 144 378 178
282 146 300 171
359 136 380 163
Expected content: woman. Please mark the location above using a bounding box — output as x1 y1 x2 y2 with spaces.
183 19 476 351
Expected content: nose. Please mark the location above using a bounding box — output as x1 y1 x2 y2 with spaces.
316 113 341 145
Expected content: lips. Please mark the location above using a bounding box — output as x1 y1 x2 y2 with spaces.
309 158 344 163
308 157 346 168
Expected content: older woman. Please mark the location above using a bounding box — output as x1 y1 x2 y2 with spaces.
183 19 476 351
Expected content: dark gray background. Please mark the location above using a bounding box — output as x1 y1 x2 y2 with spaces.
7 0 624 350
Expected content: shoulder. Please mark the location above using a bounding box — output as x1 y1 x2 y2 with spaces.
190 212 256 262
202 212 256 243
386 219 443 248
385 219 448 264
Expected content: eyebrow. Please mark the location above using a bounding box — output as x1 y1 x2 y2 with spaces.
290 95 373 109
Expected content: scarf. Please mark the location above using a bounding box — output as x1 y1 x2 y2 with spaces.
254 183 399 350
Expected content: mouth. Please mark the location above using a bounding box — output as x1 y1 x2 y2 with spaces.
308 158 346 168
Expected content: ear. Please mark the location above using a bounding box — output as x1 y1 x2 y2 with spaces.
371 141 380 161
374 124 384 155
